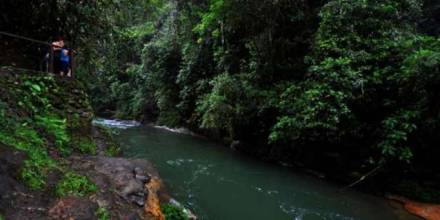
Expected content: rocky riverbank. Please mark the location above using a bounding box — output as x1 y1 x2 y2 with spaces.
0 134 166 219
0 68 176 220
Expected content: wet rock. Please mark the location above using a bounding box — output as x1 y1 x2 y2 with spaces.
122 212 141 220
96 198 110 208
230 140 240 151
120 179 144 199
388 195 440 220
145 177 165 220
48 197 97 220
78 160 94 170
130 194 145 207
134 167 151 183
0 145 25 191
133 167 143 174
2 141 165 220
80 156 164 211
136 174 150 183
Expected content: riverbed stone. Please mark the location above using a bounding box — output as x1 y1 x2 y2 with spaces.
67 155 164 218
130 194 146 207
136 174 150 183
48 197 97 220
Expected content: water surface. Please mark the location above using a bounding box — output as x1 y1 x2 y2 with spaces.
111 124 413 220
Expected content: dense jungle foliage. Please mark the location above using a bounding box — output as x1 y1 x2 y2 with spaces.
0 70 96 191
1 0 439 200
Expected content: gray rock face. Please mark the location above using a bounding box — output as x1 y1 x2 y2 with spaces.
48 197 98 220
134 166 151 183
70 156 159 209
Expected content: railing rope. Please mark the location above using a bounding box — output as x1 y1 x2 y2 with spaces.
0 31 51 46
0 31 74 77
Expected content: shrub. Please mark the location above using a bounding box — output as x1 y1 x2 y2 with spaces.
20 150 56 190
55 172 97 197
36 114 71 156
76 138 97 155
0 124 56 190
105 143 121 157
161 203 188 220
95 207 110 220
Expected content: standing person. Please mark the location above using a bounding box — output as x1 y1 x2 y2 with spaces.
60 46 71 77
51 36 64 74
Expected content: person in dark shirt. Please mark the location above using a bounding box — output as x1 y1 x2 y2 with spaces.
60 46 71 77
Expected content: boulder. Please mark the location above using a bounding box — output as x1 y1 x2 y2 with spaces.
48 197 97 220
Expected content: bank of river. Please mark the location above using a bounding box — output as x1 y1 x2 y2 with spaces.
96 119 419 220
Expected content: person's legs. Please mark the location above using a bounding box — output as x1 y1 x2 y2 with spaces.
53 51 61 74
60 61 69 77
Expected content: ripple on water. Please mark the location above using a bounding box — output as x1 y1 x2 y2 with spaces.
93 118 141 129
279 202 354 220
166 158 195 167
251 186 280 196
153 125 199 136
116 125 405 220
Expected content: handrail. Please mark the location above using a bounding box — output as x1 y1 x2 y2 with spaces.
0 31 54 73
0 31 75 77
0 31 51 46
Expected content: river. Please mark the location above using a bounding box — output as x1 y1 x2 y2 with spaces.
95 119 418 220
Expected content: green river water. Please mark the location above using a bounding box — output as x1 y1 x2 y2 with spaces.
97 119 417 220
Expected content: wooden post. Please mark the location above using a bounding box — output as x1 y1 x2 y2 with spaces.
71 50 74 78
49 46 54 73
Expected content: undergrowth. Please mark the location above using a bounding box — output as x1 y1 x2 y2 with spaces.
105 143 121 157
76 137 97 155
161 203 188 220
96 125 121 156
0 73 94 190
95 207 110 220
55 172 97 197
36 114 71 156
0 123 56 189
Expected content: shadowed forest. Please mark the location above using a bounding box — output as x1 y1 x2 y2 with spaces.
1 0 440 217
